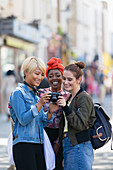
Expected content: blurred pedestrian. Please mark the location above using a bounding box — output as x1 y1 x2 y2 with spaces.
39 57 70 170
2 70 17 121
98 70 106 105
9 56 56 170
17 65 23 83
84 69 94 96
57 61 96 170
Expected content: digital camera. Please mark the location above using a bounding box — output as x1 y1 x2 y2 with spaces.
49 92 62 102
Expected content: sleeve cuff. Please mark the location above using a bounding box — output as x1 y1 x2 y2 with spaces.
62 104 72 116
31 105 39 117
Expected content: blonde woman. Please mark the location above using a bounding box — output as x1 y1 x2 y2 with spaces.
9 56 56 170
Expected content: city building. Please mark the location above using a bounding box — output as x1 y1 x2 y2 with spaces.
0 0 112 113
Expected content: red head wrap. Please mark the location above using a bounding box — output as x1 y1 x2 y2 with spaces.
46 57 64 79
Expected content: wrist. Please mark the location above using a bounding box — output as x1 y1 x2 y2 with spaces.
62 105 72 116
63 103 66 107
62 103 67 108
36 101 43 111
38 100 43 107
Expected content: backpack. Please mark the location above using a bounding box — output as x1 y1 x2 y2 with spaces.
89 103 112 149
76 93 112 150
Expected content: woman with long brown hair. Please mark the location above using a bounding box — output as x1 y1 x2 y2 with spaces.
57 61 96 170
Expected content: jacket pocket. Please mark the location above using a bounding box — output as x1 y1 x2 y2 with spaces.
25 98 35 104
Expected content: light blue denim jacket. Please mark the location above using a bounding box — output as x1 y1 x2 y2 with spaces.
10 83 53 145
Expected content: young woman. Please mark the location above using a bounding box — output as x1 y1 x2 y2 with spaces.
39 57 70 170
57 61 96 170
9 56 56 170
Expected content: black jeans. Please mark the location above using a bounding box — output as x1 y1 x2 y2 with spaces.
13 142 46 170
44 127 63 170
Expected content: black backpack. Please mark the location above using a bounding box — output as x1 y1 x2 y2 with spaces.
76 93 112 150
89 103 112 149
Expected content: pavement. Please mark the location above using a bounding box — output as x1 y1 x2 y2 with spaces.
0 114 12 170
93 141 113 170
0 94 113 170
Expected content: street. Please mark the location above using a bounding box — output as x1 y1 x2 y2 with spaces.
0 114 12 170
0 94 113 170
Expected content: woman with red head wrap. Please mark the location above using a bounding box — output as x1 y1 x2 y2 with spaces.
46 57 64 79
39 57 70 170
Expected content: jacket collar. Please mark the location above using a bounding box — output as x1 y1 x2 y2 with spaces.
18 83 33 93
66 87 84 104
76 87 84 97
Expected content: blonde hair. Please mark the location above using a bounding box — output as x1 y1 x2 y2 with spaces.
22 56 46 79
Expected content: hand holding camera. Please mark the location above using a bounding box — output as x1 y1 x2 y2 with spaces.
36 92 51 112
57 95 66 107
39 92 51 105
49 92 62 102
38 90 62 103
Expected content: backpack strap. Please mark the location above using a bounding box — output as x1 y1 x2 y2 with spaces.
76 91 89 128
74 91 92 143
76 92 84 109
9 87 26 131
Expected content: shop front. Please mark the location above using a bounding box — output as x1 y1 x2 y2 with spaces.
0 18 40 113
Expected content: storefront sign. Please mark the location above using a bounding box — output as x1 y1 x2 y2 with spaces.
13 20 41 43
5 36 36 51
0 18 41 43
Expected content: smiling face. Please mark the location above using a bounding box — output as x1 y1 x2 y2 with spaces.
63 70 81 93
48 69 62 92
24 66 42 87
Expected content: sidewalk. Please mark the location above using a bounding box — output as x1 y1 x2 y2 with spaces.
0 114 12 170
0 94 113 170
93 139 113 170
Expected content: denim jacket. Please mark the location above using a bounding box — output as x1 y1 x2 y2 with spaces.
10 83 53 145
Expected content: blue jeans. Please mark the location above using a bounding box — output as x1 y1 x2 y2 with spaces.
63 137 94 170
